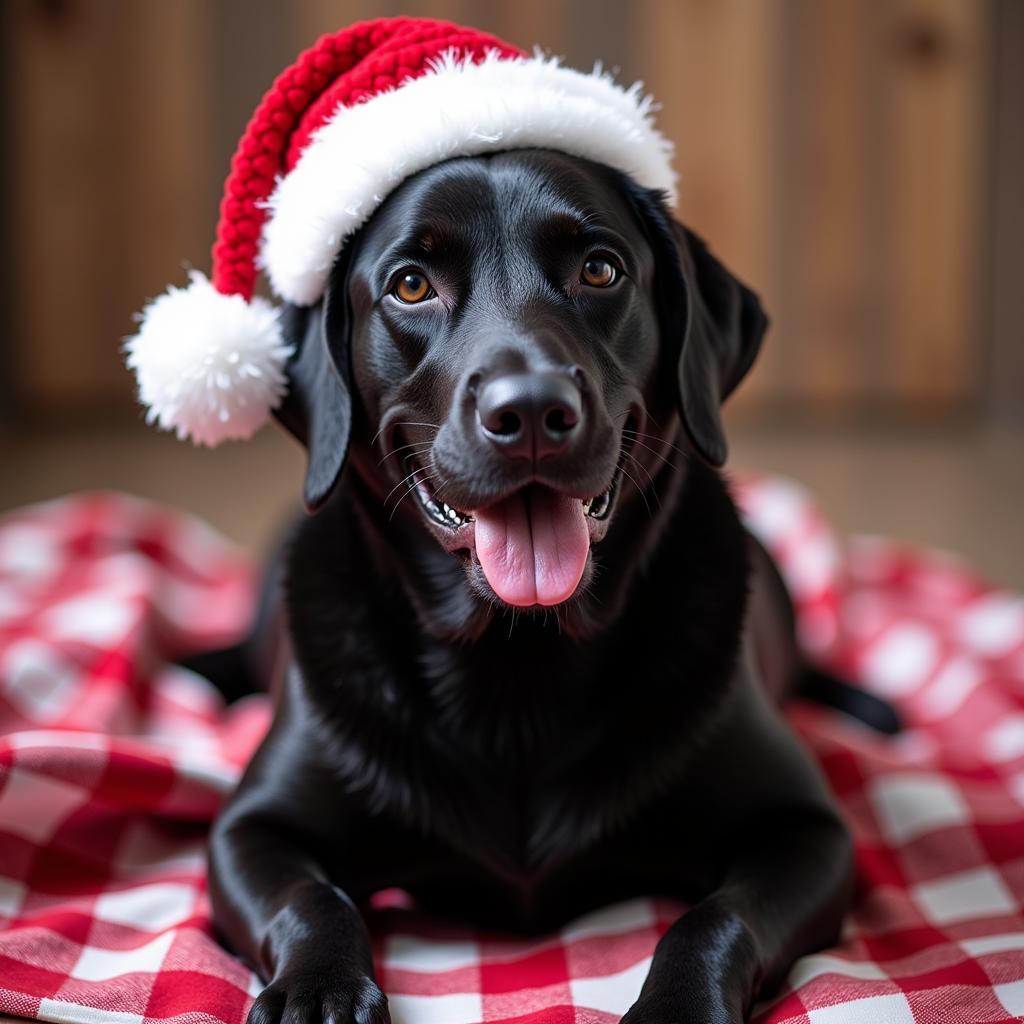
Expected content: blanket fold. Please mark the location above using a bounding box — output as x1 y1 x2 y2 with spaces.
0 484 1021 1024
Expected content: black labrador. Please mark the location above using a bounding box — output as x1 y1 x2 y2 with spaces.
204 150 860 1024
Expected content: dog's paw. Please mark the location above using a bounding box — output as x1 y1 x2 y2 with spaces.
620 996 741 1024
247 973 389 1024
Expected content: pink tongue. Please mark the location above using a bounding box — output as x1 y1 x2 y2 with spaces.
474 488 590 607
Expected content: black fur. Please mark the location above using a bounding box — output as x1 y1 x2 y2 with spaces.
206 151 856 1024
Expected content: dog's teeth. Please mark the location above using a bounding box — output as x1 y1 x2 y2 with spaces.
447 508 459 521
587 489 612 519
582 498 593 513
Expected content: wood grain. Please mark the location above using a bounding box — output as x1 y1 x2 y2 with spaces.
8 0 210 416
875 0 989 410
780 0 875 411
632 0 783 410
3 1 995 423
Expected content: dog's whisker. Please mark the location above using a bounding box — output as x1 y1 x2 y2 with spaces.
621 434 678 470
623 426 675 444
370 421 440 447
383 465 428 505
377 440 435 467
623 428 689 460
618 463 653 518
388 471 439 521
639 404 663 431
619 439 660 496
385 473 432 520
610 410 684 465
623 448 658 490
426 470 456 509
383 464 432 509
624 445 661 484
390 421 442 432
624 452 663 511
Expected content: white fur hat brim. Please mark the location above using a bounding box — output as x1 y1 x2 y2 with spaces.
262 51 677 306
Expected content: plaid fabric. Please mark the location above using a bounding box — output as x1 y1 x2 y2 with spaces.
0 485 1021 1024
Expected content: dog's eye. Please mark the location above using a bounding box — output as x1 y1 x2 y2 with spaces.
393 271 433 304
580 257 618 288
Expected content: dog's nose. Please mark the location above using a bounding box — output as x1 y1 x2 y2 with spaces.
476 371 583 461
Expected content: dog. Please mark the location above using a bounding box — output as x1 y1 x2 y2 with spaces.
203 149 859 1024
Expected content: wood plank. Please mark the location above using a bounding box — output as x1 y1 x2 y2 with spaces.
874 0 989 410
9 1 111 408
776 0 875 413
102 0 210 396
632 0 782 409
289 0 564 65
990 0 1024 423
4 2 993 422
8 0 210 415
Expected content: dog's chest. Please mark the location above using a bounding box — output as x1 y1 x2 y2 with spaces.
329 559 742 914
368 756 708 931
406 746 605 879
362 707 677 891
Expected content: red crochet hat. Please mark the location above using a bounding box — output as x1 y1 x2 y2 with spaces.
126 17 676 446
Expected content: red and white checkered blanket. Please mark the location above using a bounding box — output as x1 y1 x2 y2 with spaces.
1 484 1022 1024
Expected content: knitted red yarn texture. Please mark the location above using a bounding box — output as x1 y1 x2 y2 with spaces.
211 17 524 301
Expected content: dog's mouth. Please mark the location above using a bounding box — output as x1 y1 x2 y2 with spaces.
411 470 620 608
413 476 617 530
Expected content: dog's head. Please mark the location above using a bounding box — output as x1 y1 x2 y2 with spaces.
276 150 766 627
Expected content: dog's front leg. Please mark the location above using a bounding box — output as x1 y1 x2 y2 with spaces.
621 810 852 1024
209 707 390 1024
622 655 853 1024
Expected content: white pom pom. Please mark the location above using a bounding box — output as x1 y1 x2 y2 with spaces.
125 271 294 446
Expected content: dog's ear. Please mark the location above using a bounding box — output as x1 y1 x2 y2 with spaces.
274 284 353 512
671 225 768 466
632 187 768 466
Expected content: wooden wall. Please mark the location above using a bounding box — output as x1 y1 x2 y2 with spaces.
1 0 996 424
3 1 212 415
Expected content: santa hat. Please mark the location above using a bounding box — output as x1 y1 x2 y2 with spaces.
126 17 676 446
